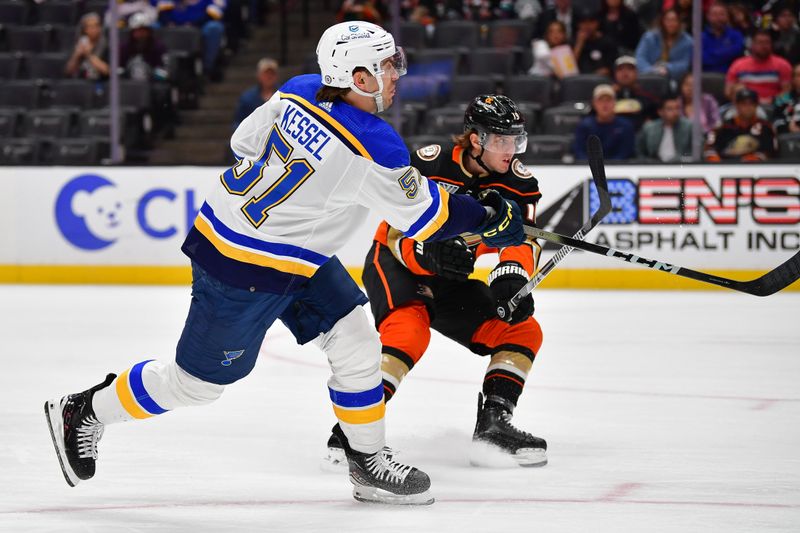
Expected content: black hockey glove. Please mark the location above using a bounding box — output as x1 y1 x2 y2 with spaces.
414 237 475 280
488 261 534 324
476 189 524 249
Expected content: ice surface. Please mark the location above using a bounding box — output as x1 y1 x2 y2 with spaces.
1 285 798 532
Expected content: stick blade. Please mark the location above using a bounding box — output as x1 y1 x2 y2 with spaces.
742 249 800 296
586 135 607 190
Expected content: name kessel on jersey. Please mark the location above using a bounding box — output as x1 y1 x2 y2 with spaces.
279 104 332 162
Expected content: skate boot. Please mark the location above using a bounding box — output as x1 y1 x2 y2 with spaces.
44 373 116 486
471 393 548 468
348 449 434 505
322 423 397 473
330 424 432 505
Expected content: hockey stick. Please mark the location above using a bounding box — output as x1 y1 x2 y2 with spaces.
497 135 612 319
522 225 800 297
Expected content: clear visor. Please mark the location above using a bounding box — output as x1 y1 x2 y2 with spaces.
481 132 528 154
379 46 407 77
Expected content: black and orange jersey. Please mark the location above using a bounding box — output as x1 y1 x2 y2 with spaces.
372 142 542 277
705 116 778 161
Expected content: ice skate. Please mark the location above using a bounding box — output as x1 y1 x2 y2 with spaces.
348 448 434 505
44 373 116 486
327 425 432 504
322 423 397 473
470 393 547 468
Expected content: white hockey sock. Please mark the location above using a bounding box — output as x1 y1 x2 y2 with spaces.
92 360 225 425
316 307 386 454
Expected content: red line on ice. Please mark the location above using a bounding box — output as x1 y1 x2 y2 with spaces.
264 353 800 408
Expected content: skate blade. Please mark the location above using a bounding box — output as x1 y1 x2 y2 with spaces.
469 441 548 468
319 447 348 473
352 484 435 506
44 399 80 487
514 448 548 468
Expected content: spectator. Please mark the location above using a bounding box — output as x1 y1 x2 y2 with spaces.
493 0 517 20
726 29 792 105
121 12 175 133
636 93 693 161
728 2 755 48
612 55 660 131
337 0 387 24
705 87 778 161
156 0 226 76
573 8 617 77
773 63 800 134
635 8 693 81
223 0 246 54
65 13 110 80
679 72 721 135
232 57 279 130
671 0 694 33
600 0 641 54
574 84 636 160
404 2 435 25
120 12 167 81
702 1 745 73
462 0 494 21
110 0 159 28
423 0 464 22
514 0 542 21
771 6 800 65
463 0 516 20
535 0 577 41
529 20 578 79
662 0 714 12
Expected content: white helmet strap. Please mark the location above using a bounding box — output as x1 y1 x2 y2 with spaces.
349 70 386 114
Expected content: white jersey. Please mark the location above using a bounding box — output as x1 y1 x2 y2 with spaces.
182 74 486 293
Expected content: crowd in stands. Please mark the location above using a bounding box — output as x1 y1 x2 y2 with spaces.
332 0 800 163
4 0 800 164
0 0 263 164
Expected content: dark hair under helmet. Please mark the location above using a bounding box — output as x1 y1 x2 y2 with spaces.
464 94 526 136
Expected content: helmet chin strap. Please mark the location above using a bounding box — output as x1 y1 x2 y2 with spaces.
468 133 493 175
350 72 386 113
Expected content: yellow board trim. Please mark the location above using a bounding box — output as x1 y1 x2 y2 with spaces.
332 402 386 425
279 93 372 160
194 216 318 277
0 265 191 284
414 186 451 242
116 369 152 420
1 264 798 292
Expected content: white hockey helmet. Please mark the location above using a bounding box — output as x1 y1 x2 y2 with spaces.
316 21 407 112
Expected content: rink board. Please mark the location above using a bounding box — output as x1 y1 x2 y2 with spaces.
0 164 798 291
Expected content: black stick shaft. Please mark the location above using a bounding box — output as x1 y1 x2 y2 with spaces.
523 225 800 297
506 135 610 313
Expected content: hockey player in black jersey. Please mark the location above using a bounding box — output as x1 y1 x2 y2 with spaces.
326 95 548 468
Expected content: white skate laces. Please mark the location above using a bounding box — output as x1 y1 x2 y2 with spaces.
499 410 534 439
366 449 412 485
75 415 104 460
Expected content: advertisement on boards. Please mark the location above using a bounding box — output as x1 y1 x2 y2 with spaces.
529 165 800 271
0 165 797 288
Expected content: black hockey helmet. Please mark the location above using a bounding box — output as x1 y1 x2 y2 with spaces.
464 94 526 137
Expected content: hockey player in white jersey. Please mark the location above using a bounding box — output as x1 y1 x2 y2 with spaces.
44 21 526 506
